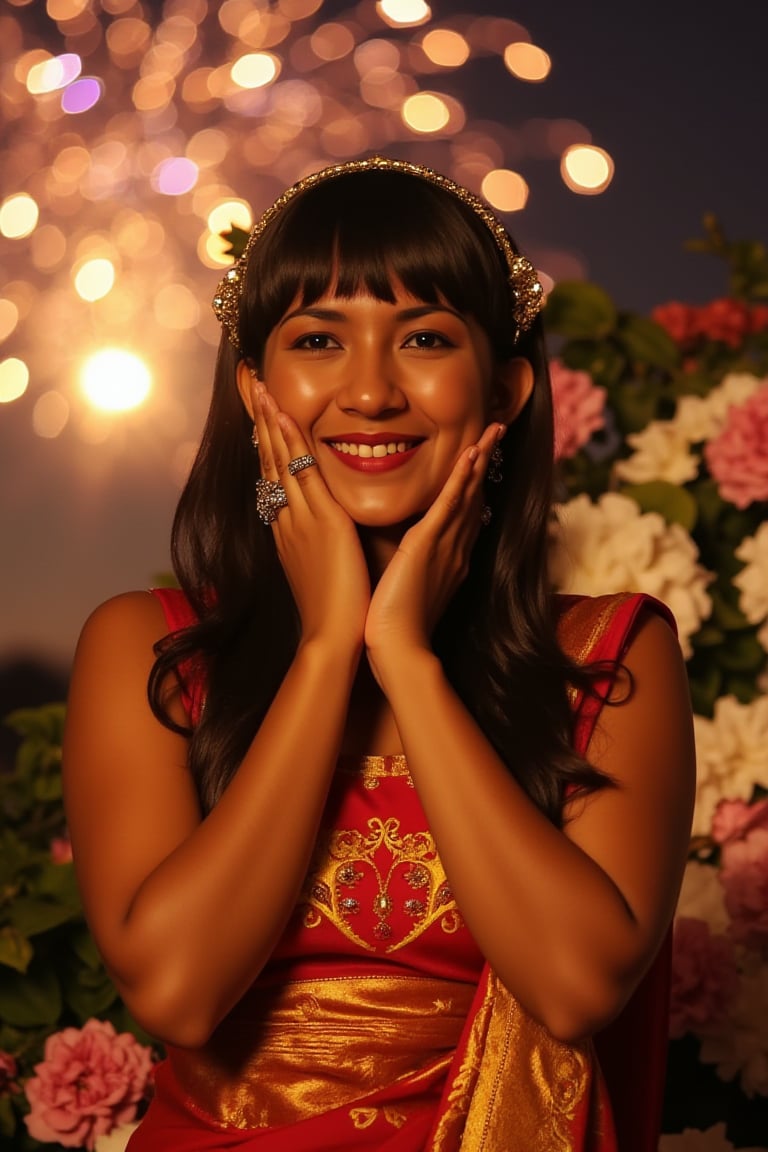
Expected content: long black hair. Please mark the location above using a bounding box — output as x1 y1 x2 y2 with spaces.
149 164 611 818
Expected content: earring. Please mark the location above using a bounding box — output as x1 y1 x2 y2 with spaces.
480 505 492 526
487 442 503 483
251 425 259 449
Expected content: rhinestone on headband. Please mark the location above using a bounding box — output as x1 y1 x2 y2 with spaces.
212 156 544 352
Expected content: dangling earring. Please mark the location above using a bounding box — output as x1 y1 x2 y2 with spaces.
487 442 504 483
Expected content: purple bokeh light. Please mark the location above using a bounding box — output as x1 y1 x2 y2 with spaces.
61 77 103 115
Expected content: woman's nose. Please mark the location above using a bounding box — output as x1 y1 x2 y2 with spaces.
335 348 407 417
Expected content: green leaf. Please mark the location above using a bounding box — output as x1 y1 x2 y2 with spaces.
221 224 249 259
691 626 725 648
0 926 33 974
0 1094 17 1141
62 965 119 1021
719 633 766 673
544 281 618 339
9 897 79 938
619 481 698 532
0 964 61 1027
33 862 80 907
68 924 104 971
710 593 750 632
611 381 661 434
616 314 680 370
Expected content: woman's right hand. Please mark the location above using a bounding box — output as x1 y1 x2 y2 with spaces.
252 381 370 652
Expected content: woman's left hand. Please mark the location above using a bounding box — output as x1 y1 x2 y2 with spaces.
365 422 504 682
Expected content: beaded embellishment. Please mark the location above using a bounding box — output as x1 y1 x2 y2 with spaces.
212 156 544 352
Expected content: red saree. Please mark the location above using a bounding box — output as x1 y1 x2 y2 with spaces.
128 590 674 1152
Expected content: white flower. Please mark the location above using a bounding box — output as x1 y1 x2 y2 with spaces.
550 492 712 658
692 696 768 837
94 1123 140 1152
676 860 729 933
674 373 763 442
658 1123 736 1152
699 951 768 1099
614 420 700 484
734 523 768 653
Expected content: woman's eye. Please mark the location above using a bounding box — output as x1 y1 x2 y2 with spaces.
403 331 452 350
293 333 339 351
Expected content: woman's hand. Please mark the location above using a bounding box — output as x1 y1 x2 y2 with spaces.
365 422 504 682
252 382 371 653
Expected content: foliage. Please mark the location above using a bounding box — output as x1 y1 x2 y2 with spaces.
0 708 156 1150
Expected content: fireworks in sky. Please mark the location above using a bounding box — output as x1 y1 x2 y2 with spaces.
1 0 612 482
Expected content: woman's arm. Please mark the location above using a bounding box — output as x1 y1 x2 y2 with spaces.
372 610 695 1043
64 591 360 1048
64 398 370 1049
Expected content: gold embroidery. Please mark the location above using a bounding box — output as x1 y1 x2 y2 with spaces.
350 1107 378 1129
339 754 414 789
384 1106 408 1128
302 816 461 952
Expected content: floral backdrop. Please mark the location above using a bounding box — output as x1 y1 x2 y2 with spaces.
1 218 767 1150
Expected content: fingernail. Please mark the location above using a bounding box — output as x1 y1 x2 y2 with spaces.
468 446 479 462
496 423 506 440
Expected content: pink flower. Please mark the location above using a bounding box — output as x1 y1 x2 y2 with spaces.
0 1051 19 1096
50 836 74 864
24 1020 153 1150
720 826 768 953
669 916 740 1038
651 302 700 347
695 298 752 348
549 358 607 459
712 797 768 845
704 383 768 508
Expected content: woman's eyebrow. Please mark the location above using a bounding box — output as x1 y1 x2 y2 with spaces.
278 303 467 328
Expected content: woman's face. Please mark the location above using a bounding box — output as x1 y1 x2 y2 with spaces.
240 280 530 530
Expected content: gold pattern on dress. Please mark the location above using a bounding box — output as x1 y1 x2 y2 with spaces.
339 753 414 789
301 816 461 952
350 1107 378 1129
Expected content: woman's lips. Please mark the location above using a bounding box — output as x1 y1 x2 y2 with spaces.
324 437 423 472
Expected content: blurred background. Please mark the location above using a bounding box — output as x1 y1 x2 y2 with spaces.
1 0 765 693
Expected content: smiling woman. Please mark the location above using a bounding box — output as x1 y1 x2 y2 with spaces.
61 157 695 1152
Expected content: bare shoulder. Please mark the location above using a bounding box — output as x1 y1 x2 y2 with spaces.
75 589 171 655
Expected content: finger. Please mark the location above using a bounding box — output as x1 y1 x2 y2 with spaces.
275 410 330 515
253 387 280 482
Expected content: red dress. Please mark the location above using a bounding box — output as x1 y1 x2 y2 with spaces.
127 591 674 1152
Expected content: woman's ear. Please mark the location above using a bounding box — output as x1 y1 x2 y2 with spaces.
490 357 535 424
235 360 259 421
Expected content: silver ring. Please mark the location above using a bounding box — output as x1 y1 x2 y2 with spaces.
287 453 317 477
255 478 288 524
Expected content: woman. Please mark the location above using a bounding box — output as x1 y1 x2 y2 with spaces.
63 157 695 1151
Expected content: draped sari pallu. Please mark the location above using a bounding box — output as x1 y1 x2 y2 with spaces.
133 590 674 1152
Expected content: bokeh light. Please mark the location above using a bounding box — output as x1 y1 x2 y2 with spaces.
377 0 431 28
0 194 39 239
61 76 103 113
561 144 615 194
0 358 30 404
81 349 151 411
74 258 116 302
33 391 70 438
504 42 551 82
421 30 470 68
482 168 529 212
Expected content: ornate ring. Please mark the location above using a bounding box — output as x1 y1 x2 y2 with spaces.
480 505 492 527
287 453 317 477
255 478 288 524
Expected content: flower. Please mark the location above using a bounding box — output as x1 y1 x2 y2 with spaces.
695 299 753 348
50 835 74 864
712 798 768 846
549 358 606 459
698 951 768 1098
691 697 768 837
24 1019 153 1150
734 522 768 652
676 860 730 934
651 302 700 347
614 419 699 484
549 492 712 658
669 917 740 1039
704 381 768 509
720 823 768 953
658 1122 740 1151
0 1050 19 1096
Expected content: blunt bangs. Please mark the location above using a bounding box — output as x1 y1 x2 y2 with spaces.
238 169 517 363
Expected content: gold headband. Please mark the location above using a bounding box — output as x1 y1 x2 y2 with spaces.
212 156 544 352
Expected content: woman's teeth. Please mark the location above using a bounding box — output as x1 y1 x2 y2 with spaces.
330 441 413 458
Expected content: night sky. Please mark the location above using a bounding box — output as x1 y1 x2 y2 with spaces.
1 0 765 671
